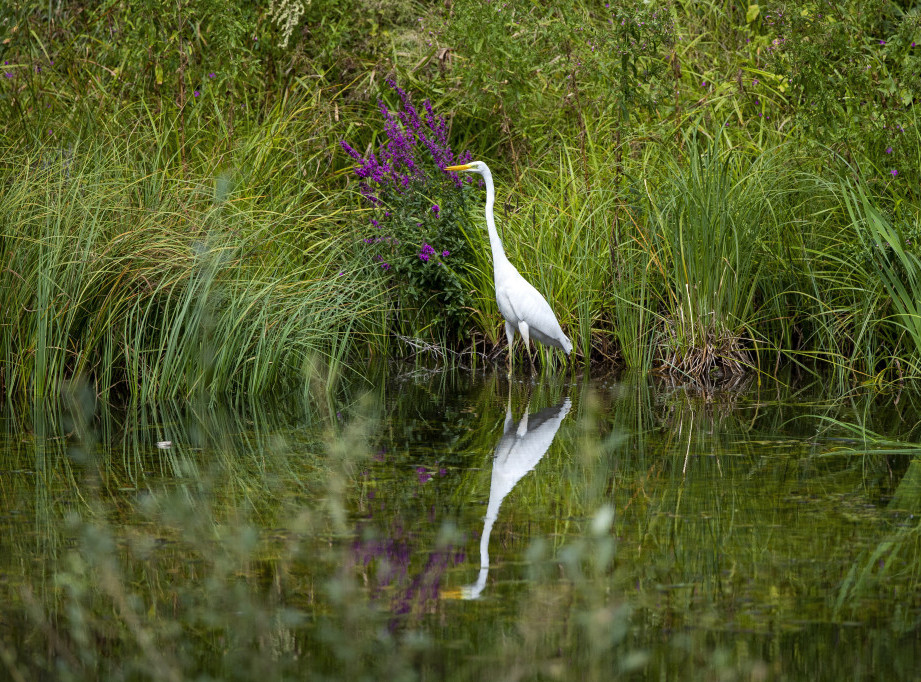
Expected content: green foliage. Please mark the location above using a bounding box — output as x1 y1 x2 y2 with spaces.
764 1 921 172
1 0 267 113
442 0 674 160
845 179 921 372
440 0 572 140
364 188 475 337
8 0 921 385
582 2 676 127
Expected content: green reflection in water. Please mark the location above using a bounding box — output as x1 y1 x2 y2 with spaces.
2 370 921 680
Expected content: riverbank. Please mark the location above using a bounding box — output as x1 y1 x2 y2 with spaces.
3 1 921 399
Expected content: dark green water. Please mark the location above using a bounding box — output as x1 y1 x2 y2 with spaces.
2 370 921 680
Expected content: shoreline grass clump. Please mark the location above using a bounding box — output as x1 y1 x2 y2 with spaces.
0 130 382 401
642 136 778 378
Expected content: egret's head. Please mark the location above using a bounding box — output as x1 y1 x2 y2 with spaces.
445 160 487 175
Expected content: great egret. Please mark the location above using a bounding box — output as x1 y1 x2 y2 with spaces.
445 161 573 371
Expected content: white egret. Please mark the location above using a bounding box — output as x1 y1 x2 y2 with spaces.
445 161 573 371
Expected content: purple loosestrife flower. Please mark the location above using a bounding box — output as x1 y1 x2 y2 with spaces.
442 250 450 257
418 243 437 262
431 204 439 216
340 140 362 161
390 79 424 134
891 169 899 177
359 184 382 206
886 147 893 154
378 97 419 185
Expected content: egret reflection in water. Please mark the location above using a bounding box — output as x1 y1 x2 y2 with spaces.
458 392 572 600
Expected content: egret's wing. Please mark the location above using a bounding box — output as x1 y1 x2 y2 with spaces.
504 274 568 344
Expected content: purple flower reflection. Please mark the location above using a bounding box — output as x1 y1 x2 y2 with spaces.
350 518 466 625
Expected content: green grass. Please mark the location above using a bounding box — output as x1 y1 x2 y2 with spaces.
0 112 385 401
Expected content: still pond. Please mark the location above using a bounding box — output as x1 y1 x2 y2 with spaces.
2 368 921 680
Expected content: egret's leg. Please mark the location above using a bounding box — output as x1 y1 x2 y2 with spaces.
518 321 533 369
504 320 516 376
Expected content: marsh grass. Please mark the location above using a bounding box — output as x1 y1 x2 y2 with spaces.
9 109 921 394
844 180 921 377
0 112 383 401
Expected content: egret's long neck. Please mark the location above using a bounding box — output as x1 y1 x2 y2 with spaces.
482 168 509 268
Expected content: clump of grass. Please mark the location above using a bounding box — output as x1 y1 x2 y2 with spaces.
844 179 921 377
0 120 382 401
639 136 776 378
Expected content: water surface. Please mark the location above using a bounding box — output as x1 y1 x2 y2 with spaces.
2 370 921 679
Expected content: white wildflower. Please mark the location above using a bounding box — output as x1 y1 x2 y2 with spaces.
268 0 308 48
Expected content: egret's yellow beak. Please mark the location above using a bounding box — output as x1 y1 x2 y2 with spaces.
445 164 472 171
440 587 467 600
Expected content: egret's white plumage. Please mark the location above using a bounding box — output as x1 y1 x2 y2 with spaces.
445 161 572 369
